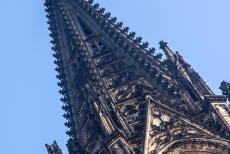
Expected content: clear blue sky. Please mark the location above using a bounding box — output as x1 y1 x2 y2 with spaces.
0 0 229 154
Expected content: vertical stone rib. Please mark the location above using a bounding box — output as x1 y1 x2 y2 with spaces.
143 95 152 154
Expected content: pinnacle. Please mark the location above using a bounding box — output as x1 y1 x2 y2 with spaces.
159 40 168 49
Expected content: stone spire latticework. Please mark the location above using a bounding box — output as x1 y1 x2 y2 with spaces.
44 0 230 153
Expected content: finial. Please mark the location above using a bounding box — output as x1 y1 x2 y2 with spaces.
99 8 105 14
128 32 136 39
122 27 129 33
104 12 111 18
93 3 99 9
147 47 156 55
88 0 94 4
141 42 149 49
220 81 230 102
159 40 168 49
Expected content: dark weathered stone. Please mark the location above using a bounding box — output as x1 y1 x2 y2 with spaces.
44 0 230 153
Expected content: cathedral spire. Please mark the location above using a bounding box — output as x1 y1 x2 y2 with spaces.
45 0 230 153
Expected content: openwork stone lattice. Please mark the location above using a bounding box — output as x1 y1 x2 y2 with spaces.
44 0 230 153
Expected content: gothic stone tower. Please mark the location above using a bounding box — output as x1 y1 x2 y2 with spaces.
44 0 230 153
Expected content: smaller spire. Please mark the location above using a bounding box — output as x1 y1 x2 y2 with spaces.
159 41 176 63
45 141 62 154
220 81 230 103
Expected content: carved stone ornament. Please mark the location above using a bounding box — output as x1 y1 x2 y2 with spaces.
144 96 230 154
44 0 230 153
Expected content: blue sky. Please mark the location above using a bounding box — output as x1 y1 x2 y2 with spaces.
0 0 229 154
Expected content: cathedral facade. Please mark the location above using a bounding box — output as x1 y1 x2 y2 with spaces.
44 0 230 153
